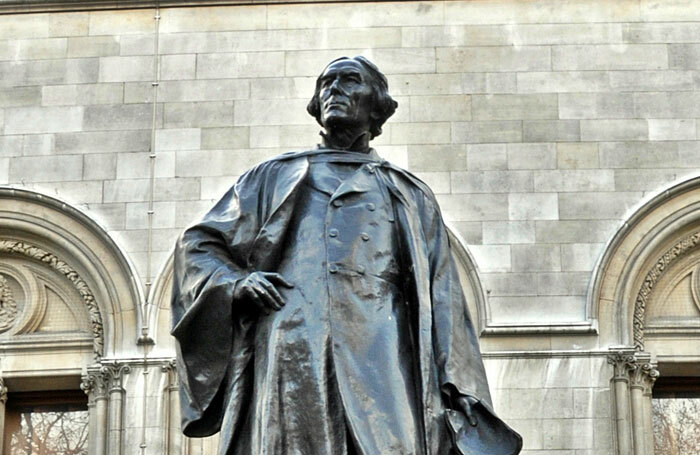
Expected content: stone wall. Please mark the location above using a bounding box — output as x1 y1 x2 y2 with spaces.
1 1 699 454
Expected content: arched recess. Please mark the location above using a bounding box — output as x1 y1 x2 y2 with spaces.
0 187 145 369
146 225 488 356
590 173 700 354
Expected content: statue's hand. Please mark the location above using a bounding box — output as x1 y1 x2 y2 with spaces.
233 272 294 315
456 395 479 427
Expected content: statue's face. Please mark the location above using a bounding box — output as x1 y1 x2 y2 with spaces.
318 59 374 132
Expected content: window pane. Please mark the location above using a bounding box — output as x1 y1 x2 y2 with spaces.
4 392 88 455
652 397 700 455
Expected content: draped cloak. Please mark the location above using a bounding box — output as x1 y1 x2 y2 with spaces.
171 149 522 455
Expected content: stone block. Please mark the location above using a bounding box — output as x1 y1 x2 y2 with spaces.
67 36 119 57
24 180 103 204
407 144 466 172
624 22 700 43
154 177 201 201
126 201 177 229
634 91 700 118
435 193 508 221
160 5 266 32
389 122 451 145
161 54 196 81
599 141 684 168
556 143 599 169
523 120 581 142
670 44 700 69
200 176 237 200
83 153 116 180
0 158 8 183
249 125 324 149
65 57 100 84
4 106 83 134
553 44 668 70
0 87 41 108
468 244 511 272
84 203 125 230
467 144 507 170
9 155 82 183
472 94 558 120
558 192 642 220
534 170 615 192
234 99 309 127
42 83 123 106
286 48 436 76
99 56 153 82
89 10 154 35
0 136 23 157
409 95 471 122
543 419 594 449
267 1 443 29
0 14 49 39
175 200 215 228
648 118 696 140
609 69 694 92
517 71 610 93
447 221 481 243
162 101 232 129
55 130 150 153
444 0 640 24
538 272 589 296
489 295 583 323
561 243 606 271
614 168 691 191
558 93 635 119
250 77 314 100
512 244 561 272
16 38 67 60
401 25 511 48
535 220 619 243
376 145 409 168
0 60 65 87
155 128 200 151
49 12 89 37
580 119 648 141
511 23 623 45
125 79 250 103
452 121 522 143
437 46 551 73
116 151 175 179
22 134 55 156
452 170 533 193
196 52 285 79
201 127 249 150
176 149 278 177
413 171 451 195
507 143 557 169
83 103 158 131
509 193 558 221
573 388 611 418
641 0 700 21
483 221 536 244
119 34 155 55
481 273 537 297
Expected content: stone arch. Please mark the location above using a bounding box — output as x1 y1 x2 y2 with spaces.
146 224 489 354
590 173 700 350
0 187 146 361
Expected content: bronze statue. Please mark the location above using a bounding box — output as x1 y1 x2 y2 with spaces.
171 56 522 455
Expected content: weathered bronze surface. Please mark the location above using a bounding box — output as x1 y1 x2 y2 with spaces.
171 56 522 455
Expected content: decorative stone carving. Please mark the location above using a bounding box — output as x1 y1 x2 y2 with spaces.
101 361 131 392
630 360 660 392
0 377 7 404
81 368 109 402
0 239 103 359
607 349 637 381
0 274 18 333
633 230 700 350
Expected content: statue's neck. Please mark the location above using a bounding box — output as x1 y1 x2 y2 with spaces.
321 128 371 153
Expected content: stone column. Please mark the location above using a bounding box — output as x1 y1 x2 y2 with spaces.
0 377 7 452
608 349 636 455
640 360 658 455
81 369 109 455
102 362 131 455
162 360 182 455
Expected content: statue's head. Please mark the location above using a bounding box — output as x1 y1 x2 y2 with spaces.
307 56 397 139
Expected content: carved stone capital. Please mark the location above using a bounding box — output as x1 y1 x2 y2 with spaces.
162 359 178 390
0 274 18 333
0 377 7 404
607 349 637 382
100 361 131 393
81 369 108 402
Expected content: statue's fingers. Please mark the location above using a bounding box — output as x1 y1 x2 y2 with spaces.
260 280 286 307
457 397 477 427
265 273 294 288
248 286 271 314
252 285 282 311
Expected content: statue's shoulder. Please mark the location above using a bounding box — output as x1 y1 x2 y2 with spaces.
384 163 439 209
238 150 309 182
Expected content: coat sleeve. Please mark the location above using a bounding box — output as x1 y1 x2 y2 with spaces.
170 163 269 437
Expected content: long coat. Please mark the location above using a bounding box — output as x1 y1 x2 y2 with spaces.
171 149 522 455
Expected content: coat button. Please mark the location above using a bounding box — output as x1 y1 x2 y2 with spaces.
329 264 339 274
366 203 375 211
332 200 344 207
361 232 370 241
328 229 338 238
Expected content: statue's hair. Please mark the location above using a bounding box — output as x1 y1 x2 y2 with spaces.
307 56 398 139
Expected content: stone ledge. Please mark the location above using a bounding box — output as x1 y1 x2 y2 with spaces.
0 0 382 14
